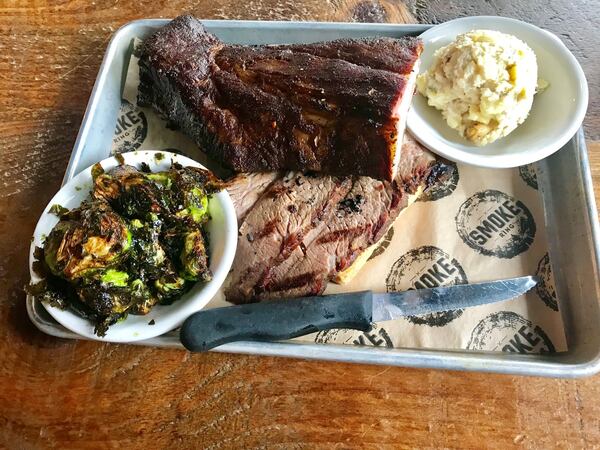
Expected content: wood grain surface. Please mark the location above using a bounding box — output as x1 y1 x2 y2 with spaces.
1 1 599 448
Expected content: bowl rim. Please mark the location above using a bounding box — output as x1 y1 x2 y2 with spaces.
28 150 238 342
407 15 589 168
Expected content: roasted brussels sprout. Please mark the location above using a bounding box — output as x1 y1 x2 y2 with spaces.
180 230 211 282
170 166 221 225
154 272 188 303
128 215 167 278
76 290 127 336
78 272 133 316
176 187 209 223
99 268 129 286
77 271 160 334
43 201 131 280
128 279 159 315
146 172 173 188
30 162 221 336
93 165 168 218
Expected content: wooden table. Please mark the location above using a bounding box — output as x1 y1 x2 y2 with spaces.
1 1 598 448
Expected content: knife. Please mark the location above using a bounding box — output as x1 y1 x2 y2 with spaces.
180 276 537 352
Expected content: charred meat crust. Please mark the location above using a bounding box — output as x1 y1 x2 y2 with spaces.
269 37 424 75
138 15 423 181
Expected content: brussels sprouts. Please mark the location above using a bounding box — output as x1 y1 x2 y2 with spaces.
43 202 131 280
77 268 132 315
93 165 168 218
32 161 221 336
175 187 209 224
128 279 159 315
146 172 173 189
43 220 77 276
154 273 188 302
76 281 133 336
77 283 132 317
26 278 70 310
77 273 159 334
179 230 211 282
100 268 129 287
128 216 167 278
169 166 221 225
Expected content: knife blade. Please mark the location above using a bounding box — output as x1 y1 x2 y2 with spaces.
180 276 537 352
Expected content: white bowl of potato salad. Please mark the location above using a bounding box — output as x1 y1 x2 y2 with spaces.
407 16 588 168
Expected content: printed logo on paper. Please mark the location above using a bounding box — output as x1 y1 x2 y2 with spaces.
519 164 538 190
467 311 555 353
368 227 394 261
386 245 467 327
418 161 459 202
111 99 148 154
535 253 558 311
455 190 536 259
315 325 393 348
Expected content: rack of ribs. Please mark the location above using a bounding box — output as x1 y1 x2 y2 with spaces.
138 15 423 181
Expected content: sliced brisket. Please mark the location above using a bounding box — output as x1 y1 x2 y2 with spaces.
225 133 447 304
226 172 281 222
226 173 352 301
257 176 408 300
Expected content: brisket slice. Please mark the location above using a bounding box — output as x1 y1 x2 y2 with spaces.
138 15 423 181
225 172 281 222
258 176 407 300
226 173 353 301
225 133 447 304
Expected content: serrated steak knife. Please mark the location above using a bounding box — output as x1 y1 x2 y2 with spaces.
180 276 537 352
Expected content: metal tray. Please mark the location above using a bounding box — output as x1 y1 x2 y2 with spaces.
27 19 600 377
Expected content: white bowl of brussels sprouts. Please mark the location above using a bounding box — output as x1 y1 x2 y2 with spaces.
27 151 238 342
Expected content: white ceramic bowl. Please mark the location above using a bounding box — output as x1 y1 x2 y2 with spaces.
407 16 588 168
28 151 238 342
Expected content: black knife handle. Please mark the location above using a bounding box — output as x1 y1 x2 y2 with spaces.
180 291 374 352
